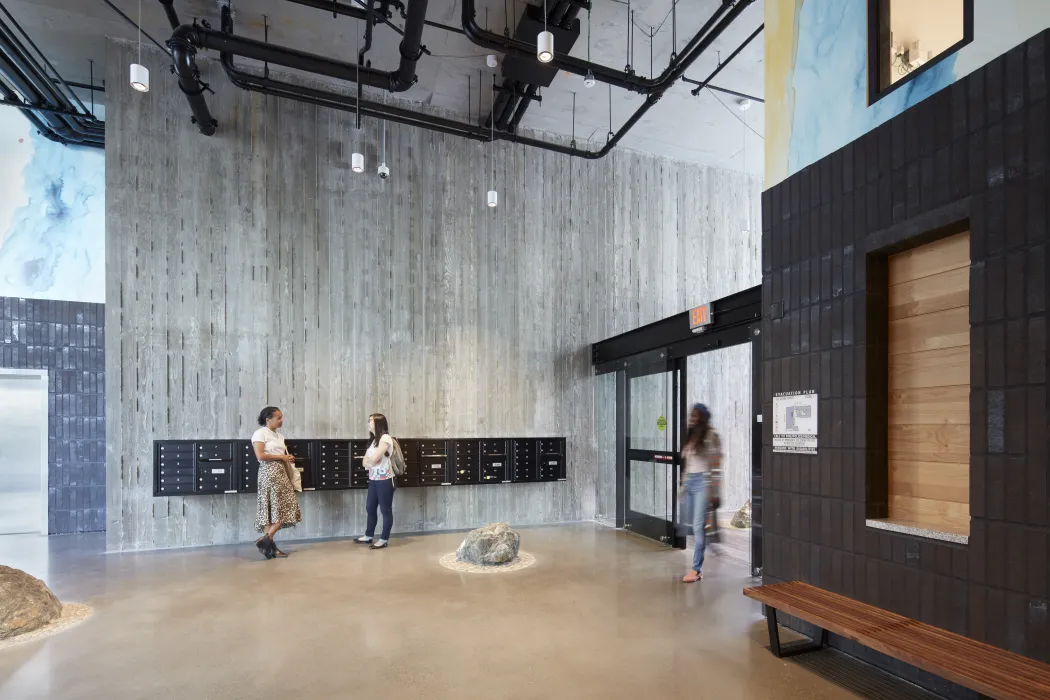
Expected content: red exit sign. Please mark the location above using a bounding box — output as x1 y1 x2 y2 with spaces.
689 303 713 333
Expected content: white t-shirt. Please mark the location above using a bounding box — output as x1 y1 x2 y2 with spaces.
251 427 287 460
683 429 722 474
365 434 394 480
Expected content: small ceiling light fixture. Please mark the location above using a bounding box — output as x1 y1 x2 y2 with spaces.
737 97 752 111
584 70 595 88
486 54 499 68
352 152 365 172
486 74 498 208
537 0 553 63
130 0 149 92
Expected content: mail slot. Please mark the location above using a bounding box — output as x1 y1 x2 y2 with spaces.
419 440 448 457
538 438 564 455
537 455 565 482
157 481 194 495
480 439 508 456
235 440 258 493
318 475 351 489
197 441 234 462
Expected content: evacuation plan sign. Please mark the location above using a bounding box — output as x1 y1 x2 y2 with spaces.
773 390 818 454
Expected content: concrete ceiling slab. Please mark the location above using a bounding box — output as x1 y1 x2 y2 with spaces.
1 0 764 173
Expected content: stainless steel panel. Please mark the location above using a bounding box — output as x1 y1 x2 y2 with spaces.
0 372 47 535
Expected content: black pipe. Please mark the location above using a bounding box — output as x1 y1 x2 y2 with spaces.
0 39 103 144
462 0 735 94
684 81 763 103
0 17 101 139
284 0 369 20
196 0 750 160
0 1 89 113
160 1 217 134
689 24 763 96
170 0 428 93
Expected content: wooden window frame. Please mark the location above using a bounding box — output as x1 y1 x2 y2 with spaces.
867 0 975 105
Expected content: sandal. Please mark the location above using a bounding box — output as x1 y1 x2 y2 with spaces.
682 570 703 583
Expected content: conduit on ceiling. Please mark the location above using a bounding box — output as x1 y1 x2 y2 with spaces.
162 0 756 159
0 1 104 148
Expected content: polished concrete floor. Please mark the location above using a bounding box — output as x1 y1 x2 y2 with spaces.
0 524 936 700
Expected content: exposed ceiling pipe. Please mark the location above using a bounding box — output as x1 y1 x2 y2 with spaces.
462 0 734 94
689 24 763 96
0 9 103 146
213 0 750 160
159 0 217 135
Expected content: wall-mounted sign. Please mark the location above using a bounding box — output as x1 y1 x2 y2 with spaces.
773 390 818 454
689 303 713 333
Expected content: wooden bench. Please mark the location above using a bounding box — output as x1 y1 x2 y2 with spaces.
745 581 1050 700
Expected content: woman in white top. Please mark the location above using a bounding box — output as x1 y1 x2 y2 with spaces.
679 403 722 583
251 406 302 559
354 413 395 550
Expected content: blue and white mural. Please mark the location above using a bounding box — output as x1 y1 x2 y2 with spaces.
766 0 1050 187
0 109 105 303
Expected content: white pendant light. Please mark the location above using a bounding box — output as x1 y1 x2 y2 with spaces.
486 74 498 208
537 31 554 63
130 63 149 92
130 0 149 92
352 152 365 173
537 0 553 63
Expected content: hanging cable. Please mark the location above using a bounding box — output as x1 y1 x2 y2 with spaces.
607 82 613 143
624 0 631 73
671 0 677 63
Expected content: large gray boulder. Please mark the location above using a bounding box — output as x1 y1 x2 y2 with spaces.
731 500 752 529
0 566 62 640
456 523 520 565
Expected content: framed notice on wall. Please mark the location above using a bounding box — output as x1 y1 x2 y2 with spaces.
773 391 818 454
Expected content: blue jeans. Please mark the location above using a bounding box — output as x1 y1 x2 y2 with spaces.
366 478 394 540
680 472 708 573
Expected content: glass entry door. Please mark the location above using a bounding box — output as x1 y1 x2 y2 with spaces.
624 357 680 545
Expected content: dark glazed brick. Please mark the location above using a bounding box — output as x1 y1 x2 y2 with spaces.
988 389 1006 454
970 129 988 195
987 322 1006 387
1007 180 1027 251
1030 31 1047 103
988 122 1006 188
1005 44 1026 115
1007 319 1028 386
1030 103 1048 176
1030 244 1046 313
987 55 1006 125
1006 111 1026 182
1030 317 1047 384
987 455 1006 520
1005 388 1027 455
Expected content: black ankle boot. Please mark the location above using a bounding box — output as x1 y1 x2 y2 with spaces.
256 536 275 560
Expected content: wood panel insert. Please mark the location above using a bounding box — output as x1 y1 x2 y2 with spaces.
882 231 970 537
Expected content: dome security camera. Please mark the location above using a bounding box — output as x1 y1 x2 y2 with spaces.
378 162 390 180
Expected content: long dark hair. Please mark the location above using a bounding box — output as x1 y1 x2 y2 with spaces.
369 413 390 449
257 406 281 427
685 403 710 451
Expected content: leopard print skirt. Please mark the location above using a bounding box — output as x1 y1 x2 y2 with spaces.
255 461 302 532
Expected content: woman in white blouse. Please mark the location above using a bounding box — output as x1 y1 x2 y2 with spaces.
354 413 395 550
251 406 302 559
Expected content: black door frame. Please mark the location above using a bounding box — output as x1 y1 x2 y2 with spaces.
593 285 762 573
622 352 680 545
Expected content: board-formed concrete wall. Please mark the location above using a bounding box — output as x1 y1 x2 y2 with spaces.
105 42 760 550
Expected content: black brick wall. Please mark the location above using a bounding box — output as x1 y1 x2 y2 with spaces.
0 296 105 534
761 30 1049 697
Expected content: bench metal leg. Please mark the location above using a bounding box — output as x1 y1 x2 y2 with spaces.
766 607 828 658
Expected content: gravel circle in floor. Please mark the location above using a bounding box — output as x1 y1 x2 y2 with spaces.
0 603 93 651
439 551 536 574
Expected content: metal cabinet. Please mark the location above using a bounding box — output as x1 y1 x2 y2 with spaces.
154 441 195 496
317 440 352 490
395 439 420 487
481 439 510 484
285 440 316 491
452 440 480 485
153 436 565 495
236 440 258 493
538 438 566 482
418 440 449 485
511 439 537 482
196 441 236 494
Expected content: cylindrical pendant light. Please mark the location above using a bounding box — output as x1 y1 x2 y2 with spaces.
130 0 149 92
537 0 553 63
130 63 149 92
352 152 365 172
487 189 498 208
